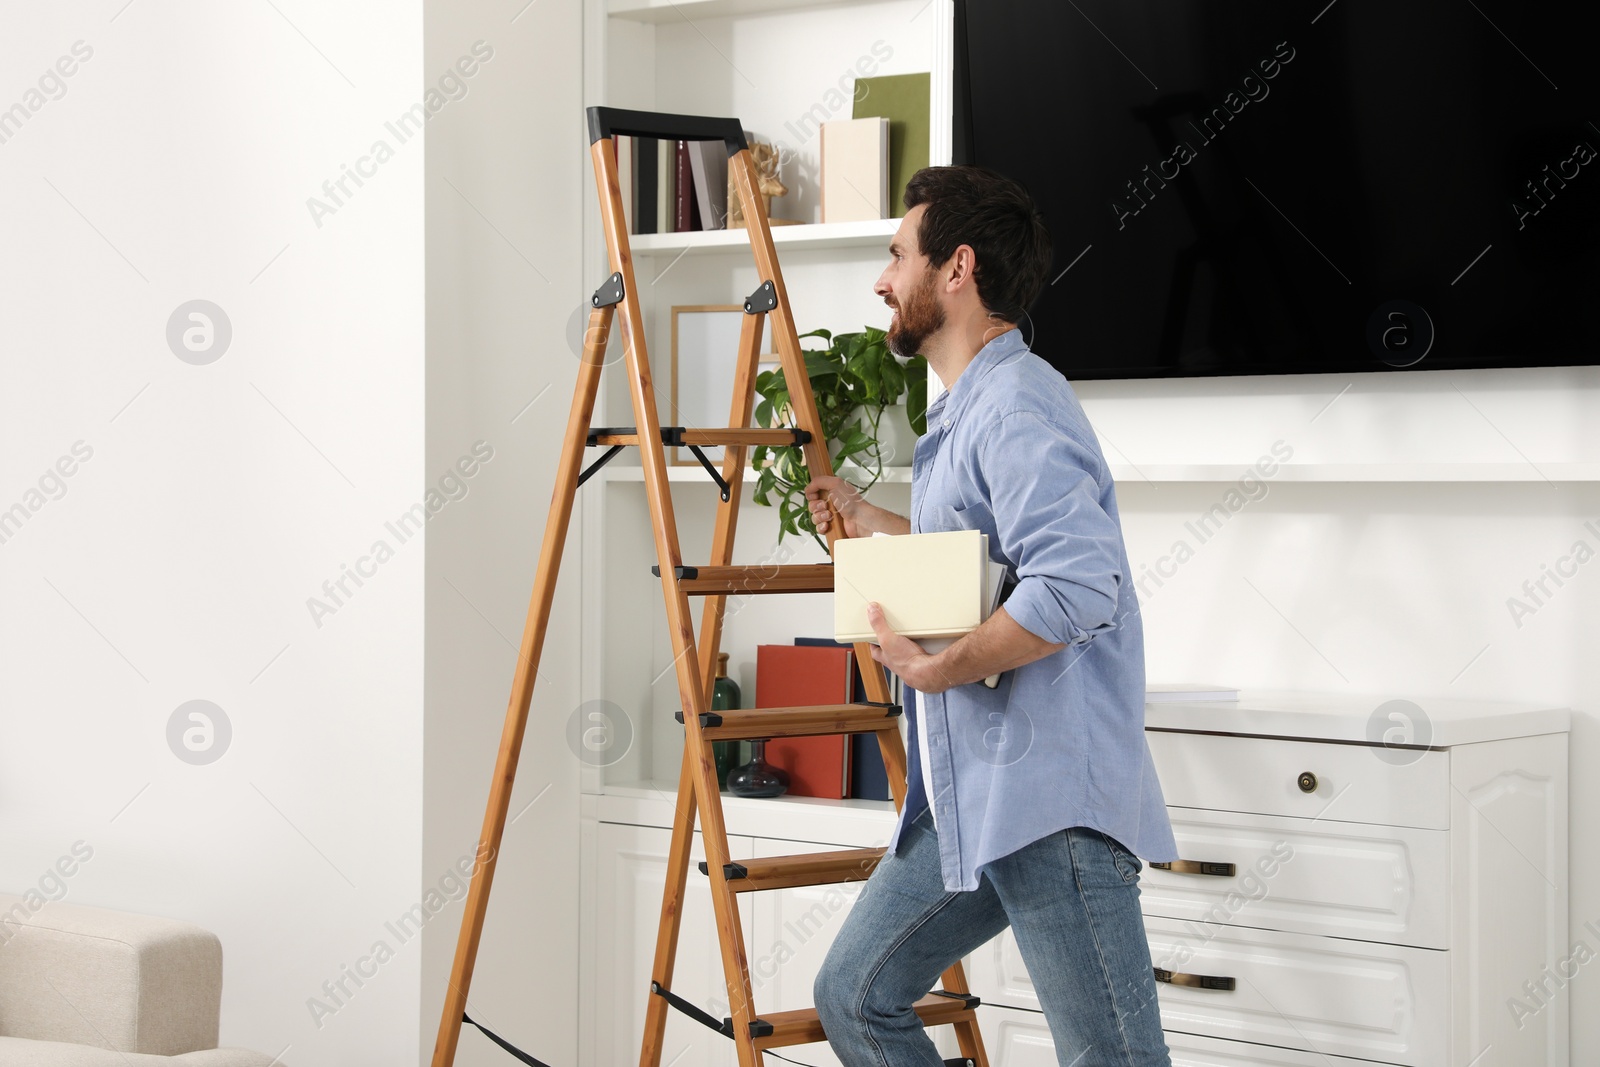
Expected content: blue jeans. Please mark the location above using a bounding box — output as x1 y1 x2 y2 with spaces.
814 819 1171 1066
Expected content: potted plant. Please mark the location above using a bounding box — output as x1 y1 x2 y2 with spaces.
750 326 928 549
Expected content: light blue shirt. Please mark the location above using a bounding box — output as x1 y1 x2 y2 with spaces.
888 328 1178 891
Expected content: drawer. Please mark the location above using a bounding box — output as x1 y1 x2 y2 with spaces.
973 1007 1389 1066
1144 916 1447 1067
1142 807 1450 948
1146 730 1450 829
1167 1029 1393 1066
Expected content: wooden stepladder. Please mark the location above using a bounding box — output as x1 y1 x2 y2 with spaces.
430 107 989 1067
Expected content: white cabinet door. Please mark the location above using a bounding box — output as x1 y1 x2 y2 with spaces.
747 836 961 1066
593 823 755 1067
747 837 866 1067
972 1006 1057 1066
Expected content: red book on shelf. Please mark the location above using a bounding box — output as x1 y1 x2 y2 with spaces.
757 644 853 800
673 139 700 232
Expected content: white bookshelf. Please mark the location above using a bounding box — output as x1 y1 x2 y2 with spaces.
580 0 951 805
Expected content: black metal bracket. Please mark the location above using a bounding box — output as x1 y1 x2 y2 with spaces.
577 445 624 487
929 989 982 1010
687 444 731 501
744 280 777 314
592 272 624 308
672 710 724 728
696 860 749 879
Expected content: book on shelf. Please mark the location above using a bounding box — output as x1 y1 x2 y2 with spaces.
673 139 699 232
851 72 930 218
687 139 729 229
795 637 893 802
757 644 853 800
821 116 889 224
655 139 673 234
614 135 634 233
634 135 658 234
1146 683 1241 703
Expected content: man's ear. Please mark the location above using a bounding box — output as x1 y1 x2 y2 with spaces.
944 245 977 292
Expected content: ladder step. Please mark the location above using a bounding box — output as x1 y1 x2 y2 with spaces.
697 847 885 892
588 426 811 447
750 992 982 1051
651 564 834 595
676 703 900 741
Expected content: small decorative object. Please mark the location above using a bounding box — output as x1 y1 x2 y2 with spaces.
711 653 744 789
728 138 792 228
728 739 789 798
751 327 928 548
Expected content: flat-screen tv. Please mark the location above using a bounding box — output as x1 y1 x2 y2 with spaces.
952 0 1600 379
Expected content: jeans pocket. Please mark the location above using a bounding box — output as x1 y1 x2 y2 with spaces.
1103 833 1142 885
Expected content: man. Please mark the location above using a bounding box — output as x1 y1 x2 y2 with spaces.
804 166 1176 1066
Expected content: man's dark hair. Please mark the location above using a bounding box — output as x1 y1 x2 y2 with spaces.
903 165 1053 325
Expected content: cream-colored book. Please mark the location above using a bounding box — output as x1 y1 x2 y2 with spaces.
834 530 989 643
821 116 889 223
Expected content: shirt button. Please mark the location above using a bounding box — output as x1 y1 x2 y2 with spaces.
943 418 950 427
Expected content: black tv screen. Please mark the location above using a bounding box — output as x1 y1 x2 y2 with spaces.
952 0 1600 379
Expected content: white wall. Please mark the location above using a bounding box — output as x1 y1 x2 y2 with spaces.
0 3 583 1066
1079 365 1600 1059
421 1 584 1066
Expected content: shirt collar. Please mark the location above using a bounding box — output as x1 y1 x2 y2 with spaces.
924 327 1031 428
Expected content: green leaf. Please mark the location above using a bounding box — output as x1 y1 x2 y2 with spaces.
906 356 928 435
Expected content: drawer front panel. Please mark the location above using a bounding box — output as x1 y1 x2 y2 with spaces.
1146 730 1449 828
1167 1029 1394 1066
1143 807 1450 948
1145 916 1447 1067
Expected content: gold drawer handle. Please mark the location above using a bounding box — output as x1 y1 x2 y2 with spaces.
1153 967 1235 991
1150 860 1236 877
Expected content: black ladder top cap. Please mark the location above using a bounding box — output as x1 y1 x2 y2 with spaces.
586 106 748 157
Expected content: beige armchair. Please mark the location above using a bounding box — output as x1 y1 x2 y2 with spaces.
0 894 285 1066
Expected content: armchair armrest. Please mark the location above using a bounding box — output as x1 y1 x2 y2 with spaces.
0 894 222 1055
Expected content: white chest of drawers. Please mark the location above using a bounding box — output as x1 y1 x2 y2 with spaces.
964 690 1570 1067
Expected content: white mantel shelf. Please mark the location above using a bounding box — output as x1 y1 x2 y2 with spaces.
1112 462 1600 483
1144 689 1570 747
597 463 1600 485
608 0 882 24
627 218 898 257
599 464 913 483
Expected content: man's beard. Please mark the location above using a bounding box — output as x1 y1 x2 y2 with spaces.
886 269 945 358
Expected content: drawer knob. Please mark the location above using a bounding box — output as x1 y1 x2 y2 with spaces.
1297 771 1318 793
1153 967 1236 992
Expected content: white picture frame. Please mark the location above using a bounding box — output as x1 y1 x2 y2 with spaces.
669 305 748 465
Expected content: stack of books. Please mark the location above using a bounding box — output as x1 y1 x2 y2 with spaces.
609 136 730 235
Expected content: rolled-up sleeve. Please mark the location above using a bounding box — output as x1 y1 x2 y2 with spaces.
980 410 1124 647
